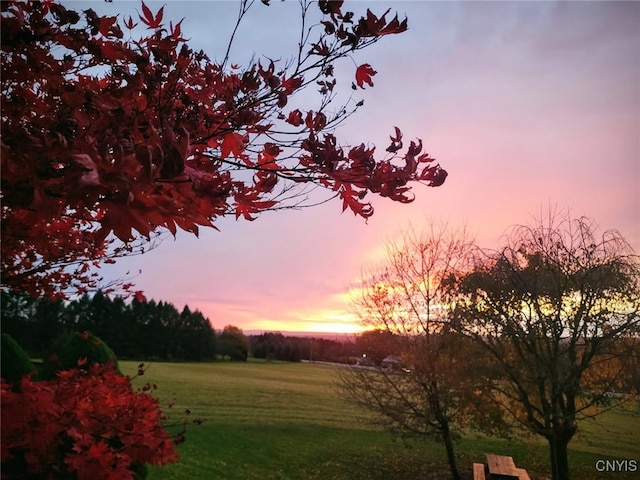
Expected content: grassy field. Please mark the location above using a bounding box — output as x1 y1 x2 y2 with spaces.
120 360 640 480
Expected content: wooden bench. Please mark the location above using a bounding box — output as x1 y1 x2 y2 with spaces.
473 454 530 480
486 454 519 478
473 462 486 480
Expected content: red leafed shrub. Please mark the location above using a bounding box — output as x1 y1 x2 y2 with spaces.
1 363 178 479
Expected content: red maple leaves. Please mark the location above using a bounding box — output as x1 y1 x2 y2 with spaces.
220 133 248 160
139 1 164 29
356 64 377 89
1 363 178 479
1 1 447 299
356 8 408 37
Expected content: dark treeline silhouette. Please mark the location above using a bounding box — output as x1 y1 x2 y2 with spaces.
249 332 358 363
1 291 216 361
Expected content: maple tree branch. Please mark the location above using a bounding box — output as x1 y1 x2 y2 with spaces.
1 0 425 298
222 0 254 69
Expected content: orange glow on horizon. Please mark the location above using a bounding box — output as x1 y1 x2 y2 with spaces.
250 309 364 334
189 298 367 334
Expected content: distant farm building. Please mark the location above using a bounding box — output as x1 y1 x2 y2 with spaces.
381 355 402 370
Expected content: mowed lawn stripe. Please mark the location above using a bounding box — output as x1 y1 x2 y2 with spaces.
123 360 371 428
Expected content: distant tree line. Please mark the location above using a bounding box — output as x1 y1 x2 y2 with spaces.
248 332 359 363
1 291 217 361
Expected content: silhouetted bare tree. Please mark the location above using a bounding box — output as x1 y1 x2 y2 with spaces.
338 224 507 480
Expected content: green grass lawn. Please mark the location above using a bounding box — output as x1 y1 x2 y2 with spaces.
120 360 640 480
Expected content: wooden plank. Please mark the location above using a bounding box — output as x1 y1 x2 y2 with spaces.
473 463 486 480
515 467 531 480
486 454 518 477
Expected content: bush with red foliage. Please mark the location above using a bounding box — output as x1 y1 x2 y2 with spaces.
1 362 178 479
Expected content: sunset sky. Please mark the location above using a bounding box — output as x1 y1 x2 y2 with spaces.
96 0 640 334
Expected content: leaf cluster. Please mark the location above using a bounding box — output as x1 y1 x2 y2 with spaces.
1 0 446 299
1 362 178 479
